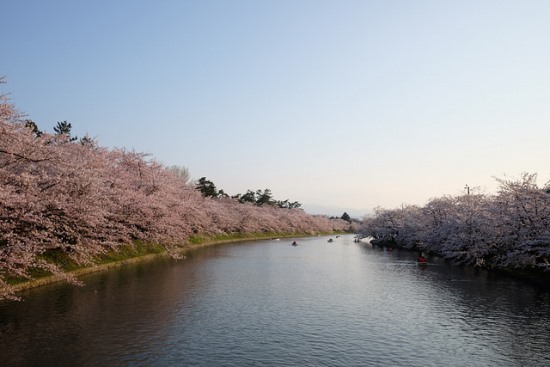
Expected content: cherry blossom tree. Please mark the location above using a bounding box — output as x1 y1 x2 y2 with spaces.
0 79 350 300
359 173 550 272
489 173 550 269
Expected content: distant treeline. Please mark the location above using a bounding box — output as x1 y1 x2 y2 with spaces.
195 177 303 209
195 178 355 222
359 173 550 273
0 78 351 299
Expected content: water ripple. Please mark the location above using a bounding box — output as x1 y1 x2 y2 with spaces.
1 235 549 366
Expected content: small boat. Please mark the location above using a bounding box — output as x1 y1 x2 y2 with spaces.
291 241 298 246
327 238 334 243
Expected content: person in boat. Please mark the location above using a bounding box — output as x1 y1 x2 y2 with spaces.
291 241 297 246
417 254 427 263
328 238 333 243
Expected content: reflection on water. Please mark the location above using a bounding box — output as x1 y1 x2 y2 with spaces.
1 235 549 367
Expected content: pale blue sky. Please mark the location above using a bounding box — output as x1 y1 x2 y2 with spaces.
3 0 550 217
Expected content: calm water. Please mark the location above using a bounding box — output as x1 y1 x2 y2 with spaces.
1 234 549 367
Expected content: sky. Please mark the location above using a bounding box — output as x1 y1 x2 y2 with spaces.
2 0 550 218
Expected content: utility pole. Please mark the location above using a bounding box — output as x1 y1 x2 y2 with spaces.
464 184 470 196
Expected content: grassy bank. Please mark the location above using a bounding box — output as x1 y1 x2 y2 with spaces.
9 231 344 293
8 241 167 292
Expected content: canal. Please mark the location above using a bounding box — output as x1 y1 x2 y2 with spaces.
1 234 549 366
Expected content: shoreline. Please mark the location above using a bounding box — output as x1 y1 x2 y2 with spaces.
11 232 336 294
368 238 550 289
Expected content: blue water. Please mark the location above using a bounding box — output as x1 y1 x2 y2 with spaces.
1 234 549 366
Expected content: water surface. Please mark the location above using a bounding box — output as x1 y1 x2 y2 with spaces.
1 235 549 366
